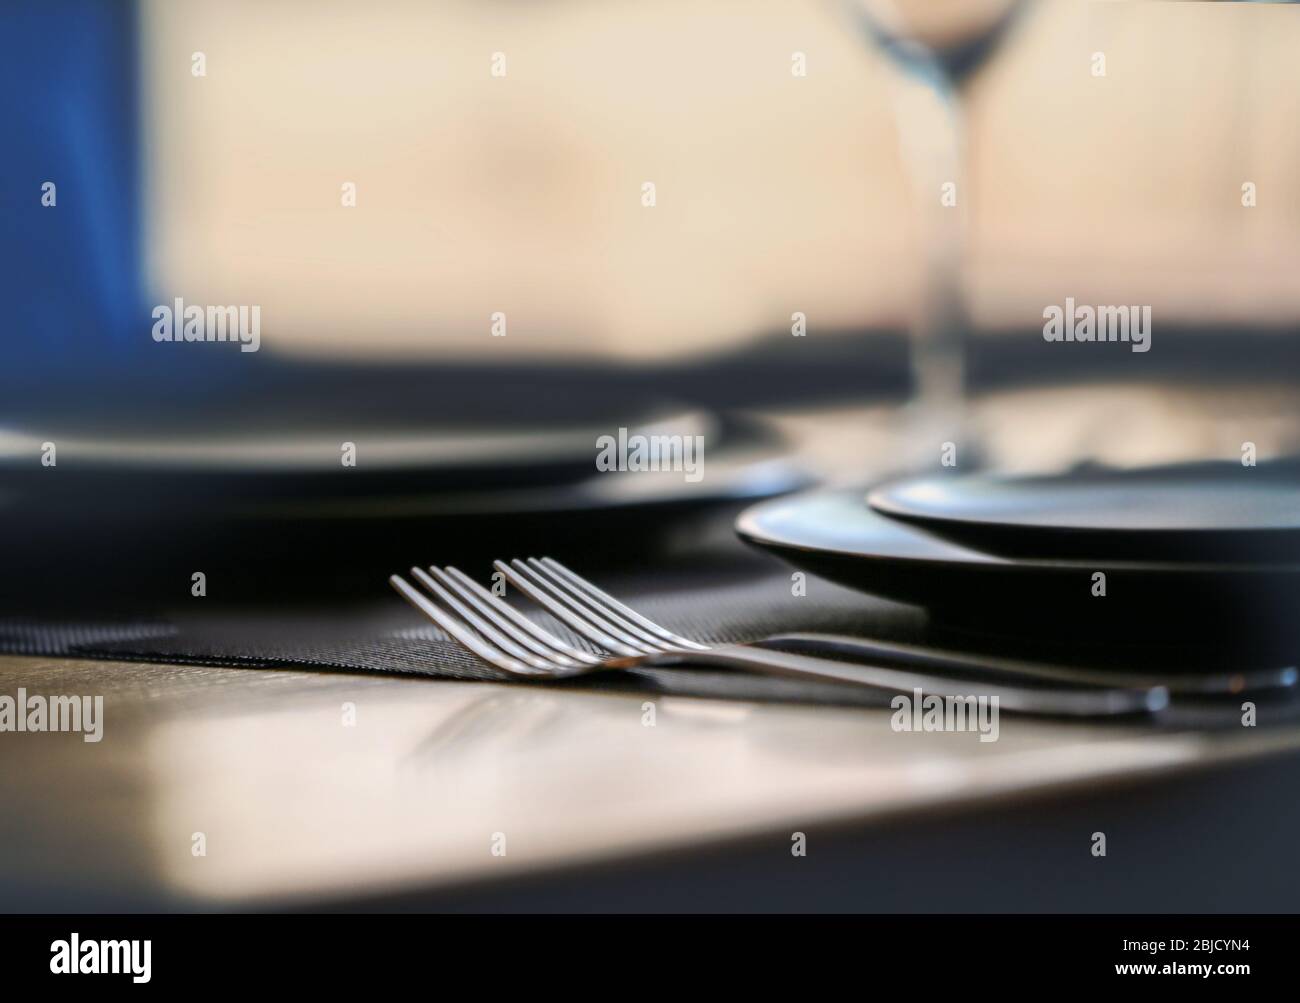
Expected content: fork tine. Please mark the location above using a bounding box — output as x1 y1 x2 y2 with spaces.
525 558 673 651
408 568 560 672
429 566 598 667
493 560 643 656
538 557 710 651
506 559 662 652
441 567 602 664
388 573 543 678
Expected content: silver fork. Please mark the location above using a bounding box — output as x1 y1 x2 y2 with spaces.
494 558 1296 698
389 559 1167 717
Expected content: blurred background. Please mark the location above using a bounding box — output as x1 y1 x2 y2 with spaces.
7 0 1299 367
2 0 1299 605
139 0 1300 360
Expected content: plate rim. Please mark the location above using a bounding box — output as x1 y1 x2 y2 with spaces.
737 487 1300 576
866 467 1300 542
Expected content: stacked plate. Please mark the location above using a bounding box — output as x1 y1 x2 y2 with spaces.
737 460 1300 654
0 399 809 604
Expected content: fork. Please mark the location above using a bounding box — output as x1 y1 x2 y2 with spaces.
389 558 1167 717
488 558 1296 698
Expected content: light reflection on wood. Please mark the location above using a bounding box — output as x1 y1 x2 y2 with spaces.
5 654 1298 907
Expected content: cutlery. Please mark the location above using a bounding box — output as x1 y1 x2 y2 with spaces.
758 634 1297 697
389 558 1168 717
484 558 1292 696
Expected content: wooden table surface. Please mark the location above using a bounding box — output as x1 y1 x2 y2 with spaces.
5 653 1300 911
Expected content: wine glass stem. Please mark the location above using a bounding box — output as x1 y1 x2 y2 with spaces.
883 55 970 463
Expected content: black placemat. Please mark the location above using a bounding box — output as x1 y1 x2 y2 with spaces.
0 561 931 707
3 554 1297 724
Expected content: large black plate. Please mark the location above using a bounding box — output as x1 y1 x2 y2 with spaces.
737 487 1300 645
0 414 809 606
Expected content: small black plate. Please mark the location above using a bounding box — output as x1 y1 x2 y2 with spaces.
867 460 1300 562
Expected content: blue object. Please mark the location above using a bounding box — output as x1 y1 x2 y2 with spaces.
0 1 147 398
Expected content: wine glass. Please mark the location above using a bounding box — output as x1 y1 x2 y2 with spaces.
847 0 1027 467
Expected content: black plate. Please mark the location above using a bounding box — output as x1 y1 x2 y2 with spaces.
737 487 1300 645
867 460 1300 562
0 416 808 606
0 407 730 524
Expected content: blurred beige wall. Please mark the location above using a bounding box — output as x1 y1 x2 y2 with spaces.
967 0 1300 332
142 0 1300 362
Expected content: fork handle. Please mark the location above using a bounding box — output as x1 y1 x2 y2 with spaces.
629 644 1163 718
757 633 1277 695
